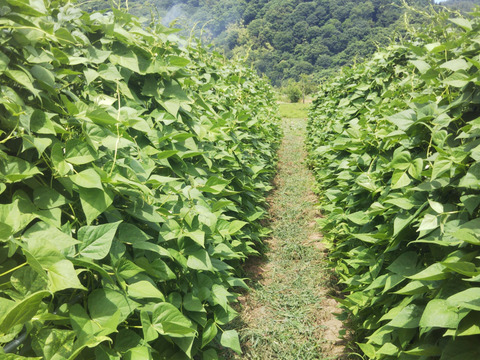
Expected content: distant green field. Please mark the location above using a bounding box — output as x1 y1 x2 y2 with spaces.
278 102 310 119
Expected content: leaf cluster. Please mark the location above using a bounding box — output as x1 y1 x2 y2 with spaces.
307 7 480 360
0 1 281 359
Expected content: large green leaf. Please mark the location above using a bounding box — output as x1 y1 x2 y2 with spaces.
150 302 196 338
420 300 464 329
0 290 50 335
0 155 41 183
220 330 242 354
77 221 121 260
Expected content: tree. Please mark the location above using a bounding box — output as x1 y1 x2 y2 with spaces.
285 82 302 103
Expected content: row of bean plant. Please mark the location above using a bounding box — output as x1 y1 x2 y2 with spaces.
307 7 480 360
0 0 281 359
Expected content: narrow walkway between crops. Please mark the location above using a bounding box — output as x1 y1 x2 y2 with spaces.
229 115 347 359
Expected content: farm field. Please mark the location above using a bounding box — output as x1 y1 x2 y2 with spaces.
2 1 480 360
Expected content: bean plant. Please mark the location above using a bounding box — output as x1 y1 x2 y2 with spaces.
0 0 281 358
307 7 480 360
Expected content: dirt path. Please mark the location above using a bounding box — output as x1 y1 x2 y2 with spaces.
230 117 347 359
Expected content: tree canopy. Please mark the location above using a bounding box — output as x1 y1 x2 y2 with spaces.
82 0 479 85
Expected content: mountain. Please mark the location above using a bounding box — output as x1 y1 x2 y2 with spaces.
83 0 469 85
439 0 480 11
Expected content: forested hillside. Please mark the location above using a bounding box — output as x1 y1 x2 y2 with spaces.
84 0 439 85
441 0 480 12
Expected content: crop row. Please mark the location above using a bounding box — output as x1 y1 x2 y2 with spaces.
307 7 480 360
0 1 280 359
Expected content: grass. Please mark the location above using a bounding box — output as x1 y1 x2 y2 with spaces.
223 117 349 360
278 102 310 119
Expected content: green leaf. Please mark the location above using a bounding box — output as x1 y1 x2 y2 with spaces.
440 58 470 72
86 108 118 126
428 199 444 214
187 250 213 271
0 155 41 183
418 214 439 232
65 140 97 165
404 344 441 356
70 169 103 190
443 71 470 87
5 68 38 96
408 158 423 179
89 289 136 324
183 293 204 312
387 109 416 131
0 291 50 335
199 177 230 194
346 211 370 225
440 339 480 360
431 158 452 180
10 266 48 296
33 187 67 209
167 55 190 67
420 299 467 329
151 302 196 337
453 219 480 245
408 263 448 281
410 60 430 74
384 197 415 210
31 328 75 360
201 320 217 348
22 134 52 156
391 150 412 170
0 50 10 73
48 260 86 292
387 252 418 276
459 163 480 189
447 288 480 311
387 304 422 328
185 230 205 247
449 17 472 31
30 110 56 135
22 221 79 251
220 330 242 354
202 349 219 360
51 143 71 176
455 311 480 336
391 171 411 189
30 64 55 88
377 343 398 356
77 221 121 260
394 280 428 295
78 187 114 225
118 223 152 243
228 220 247 235
86 47 112 64
127 280 164 300
98 64 123 82
126 200 164 223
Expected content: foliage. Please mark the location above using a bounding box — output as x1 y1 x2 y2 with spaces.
282 75 317 104
440 0 480 12
284 82 302 103
0 1 281 359
83 0 437 85
307 7 480 359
